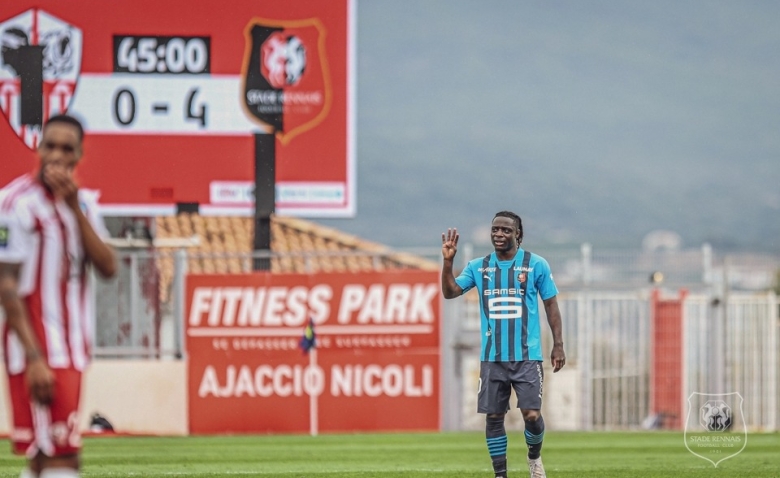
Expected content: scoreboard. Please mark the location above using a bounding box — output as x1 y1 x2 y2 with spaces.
0 1 356 217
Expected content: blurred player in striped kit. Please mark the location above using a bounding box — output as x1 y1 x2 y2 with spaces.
0 114 117 478
441 211 565 478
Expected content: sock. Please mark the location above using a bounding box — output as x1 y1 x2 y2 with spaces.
486 415 507 476
525 414 545 460
38 468 79 478
19 468 37 478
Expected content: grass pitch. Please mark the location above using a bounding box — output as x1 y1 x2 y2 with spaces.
0 431 777 477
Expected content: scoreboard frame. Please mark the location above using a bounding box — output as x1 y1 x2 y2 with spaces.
0 0 356 218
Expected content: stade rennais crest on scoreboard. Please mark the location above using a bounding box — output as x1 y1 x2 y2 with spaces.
242 18 331 145
0 8 81 149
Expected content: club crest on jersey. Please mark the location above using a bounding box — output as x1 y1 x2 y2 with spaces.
0 8 82 149
517 272 527 283
0 225 8 248
241 17 331 145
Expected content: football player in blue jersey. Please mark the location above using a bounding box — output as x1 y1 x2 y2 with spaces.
442 211 565 478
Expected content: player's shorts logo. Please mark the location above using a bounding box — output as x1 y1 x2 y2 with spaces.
0 8 82 149
684 392 747 467
241 18 331 145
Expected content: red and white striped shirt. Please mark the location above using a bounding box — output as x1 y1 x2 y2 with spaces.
0 174 108 374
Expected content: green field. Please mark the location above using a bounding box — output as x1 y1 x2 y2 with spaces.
0 431 778 477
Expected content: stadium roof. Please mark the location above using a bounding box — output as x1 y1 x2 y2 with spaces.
152 213 438 302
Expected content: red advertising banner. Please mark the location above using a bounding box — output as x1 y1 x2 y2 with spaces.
185 271 442 434
0 1 355 217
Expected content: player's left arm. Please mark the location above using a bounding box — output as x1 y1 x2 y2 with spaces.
46 167 117 278
542 296 565 372
537 258 565 372
71 203 117 279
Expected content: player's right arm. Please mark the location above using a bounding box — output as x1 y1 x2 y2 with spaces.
0 262 55 404
441 228 463 299
0 204 55 404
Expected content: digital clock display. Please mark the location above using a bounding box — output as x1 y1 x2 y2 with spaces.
113 35 210 74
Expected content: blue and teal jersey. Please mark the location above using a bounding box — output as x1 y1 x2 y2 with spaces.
455 248 558 362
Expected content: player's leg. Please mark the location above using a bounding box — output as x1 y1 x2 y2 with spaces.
512 361 546 478
521 409 545 478
478 362 512 478
34 369 82 477
7 373 38 477
521 409 545 460
19 466 37 478
37 464 79 478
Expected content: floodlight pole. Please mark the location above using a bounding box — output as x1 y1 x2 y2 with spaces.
253 133 275 271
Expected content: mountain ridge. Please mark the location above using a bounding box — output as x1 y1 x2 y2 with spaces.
316 1 780 254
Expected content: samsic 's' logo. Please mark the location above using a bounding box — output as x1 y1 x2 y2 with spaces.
241 18 331 144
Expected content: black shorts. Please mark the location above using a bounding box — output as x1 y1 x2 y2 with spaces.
477 360 544 414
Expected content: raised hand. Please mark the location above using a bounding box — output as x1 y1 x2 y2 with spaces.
441 228 459 261
43 165 79 209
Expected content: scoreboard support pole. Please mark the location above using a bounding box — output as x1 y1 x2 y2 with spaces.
17 46 44 126
253 133 275 271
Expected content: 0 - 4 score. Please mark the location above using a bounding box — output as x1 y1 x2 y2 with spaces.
112 86 207 128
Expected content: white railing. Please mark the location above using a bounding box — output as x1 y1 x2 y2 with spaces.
684 292 779 431
454 289 779 431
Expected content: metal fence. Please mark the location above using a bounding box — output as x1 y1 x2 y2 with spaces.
448 289 779 432
93 245 780 431
559 292 651 430
94 250 161 358
684 292 779 431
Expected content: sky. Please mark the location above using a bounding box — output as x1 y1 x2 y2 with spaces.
316 0 780 252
